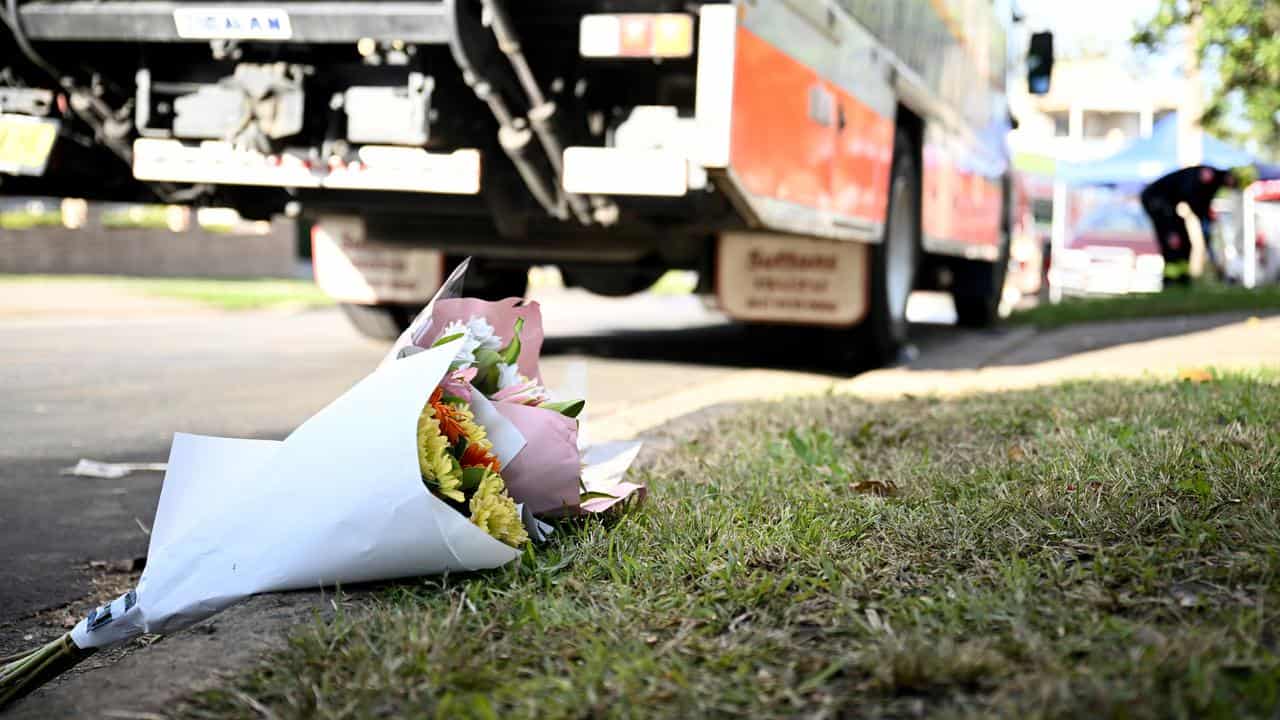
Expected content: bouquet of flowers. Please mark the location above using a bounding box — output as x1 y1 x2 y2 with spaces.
0 260 642 709
390 262 644 517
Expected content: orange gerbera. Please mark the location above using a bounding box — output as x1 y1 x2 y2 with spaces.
429 388 465 445
461 442 502 472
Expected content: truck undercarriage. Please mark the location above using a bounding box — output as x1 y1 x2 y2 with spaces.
2 1 727 270
1 0 1016 363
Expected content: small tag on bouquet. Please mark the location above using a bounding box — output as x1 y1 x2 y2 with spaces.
72 589 142 649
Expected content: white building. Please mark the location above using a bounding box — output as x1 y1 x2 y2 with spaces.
1009 55 1183 166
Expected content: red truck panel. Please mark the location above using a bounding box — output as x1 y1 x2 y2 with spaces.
728 26 893 232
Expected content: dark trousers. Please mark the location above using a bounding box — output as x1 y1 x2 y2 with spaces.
1141 194 1192 284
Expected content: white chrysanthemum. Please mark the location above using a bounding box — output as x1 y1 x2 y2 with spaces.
466 316 503 351
441 320 480 368
496 362 521 390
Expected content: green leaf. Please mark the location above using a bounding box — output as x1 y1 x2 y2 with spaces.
499 317 526 365
541 399 586 418
432 332 464 348
579 491 619 502
1132 0 1280 146
473 348 502 394
460 466 489 493
500 335 521 366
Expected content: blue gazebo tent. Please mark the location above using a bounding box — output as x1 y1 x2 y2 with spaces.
1058 115 1272 186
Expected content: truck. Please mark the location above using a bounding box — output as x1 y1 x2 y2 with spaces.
0 0 1052 364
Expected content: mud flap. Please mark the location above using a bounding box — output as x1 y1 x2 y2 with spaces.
716 232 869 327
311 216 444 305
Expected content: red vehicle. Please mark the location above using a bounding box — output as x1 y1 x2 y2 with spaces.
0 1 1051 363
1072 201 1159 255
1057 200 1164 295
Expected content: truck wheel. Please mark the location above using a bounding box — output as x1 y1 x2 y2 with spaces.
469 268 529 300
560 266 666 297
862 128 921 365
950 252 1009 328
951 177 1012 328
340 302 416 340
445 258 529 300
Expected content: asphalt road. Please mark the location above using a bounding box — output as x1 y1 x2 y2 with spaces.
1 310 379 629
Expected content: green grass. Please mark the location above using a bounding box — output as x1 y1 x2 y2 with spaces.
1011 283 1280 329
0 209 62 231
647 270 699 296
99 204 173 230
184 371 1280 719
125 277 332 310
0 274 333 311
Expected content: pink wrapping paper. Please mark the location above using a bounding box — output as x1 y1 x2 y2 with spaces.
577 442 647 514
493 401 581 515
579 481 646 514
427 298 545 382
426 295 646 515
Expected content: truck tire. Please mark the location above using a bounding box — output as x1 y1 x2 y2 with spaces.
340 302 416 341
560 266 666 297
950 251 1009 328
339 264 526 341
468 268 529 300
862 128 922 365
445 258 529 300
950 176 1011 328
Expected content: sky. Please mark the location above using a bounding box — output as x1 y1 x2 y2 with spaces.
1018 0 1162 57
1016 0 1268 143
1017 0 1184 81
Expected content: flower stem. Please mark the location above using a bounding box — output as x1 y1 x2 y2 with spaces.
0 647 39 665
0 633 95 710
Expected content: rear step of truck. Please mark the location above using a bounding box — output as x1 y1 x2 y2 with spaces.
15 1 449 43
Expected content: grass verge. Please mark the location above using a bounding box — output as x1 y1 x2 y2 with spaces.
185 371 1280 719
0 274 332 311
124 277 331 310
1011 283 1280 329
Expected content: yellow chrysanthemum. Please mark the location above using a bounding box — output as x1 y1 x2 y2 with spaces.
418 402 464 502
450 402 494 455
469 469 529 548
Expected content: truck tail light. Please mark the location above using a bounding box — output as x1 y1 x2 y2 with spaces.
579 14 694 59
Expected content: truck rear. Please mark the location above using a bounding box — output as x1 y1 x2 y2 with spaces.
1 1 1044 363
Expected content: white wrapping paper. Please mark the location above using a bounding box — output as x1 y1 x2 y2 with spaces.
71 340 522 649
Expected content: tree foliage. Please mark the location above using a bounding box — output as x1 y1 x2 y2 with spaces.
1134 0 1280 150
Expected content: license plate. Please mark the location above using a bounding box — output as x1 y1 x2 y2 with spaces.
311 216 444 304
716 231 869 327
0 114 59 176
173 7 293 40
